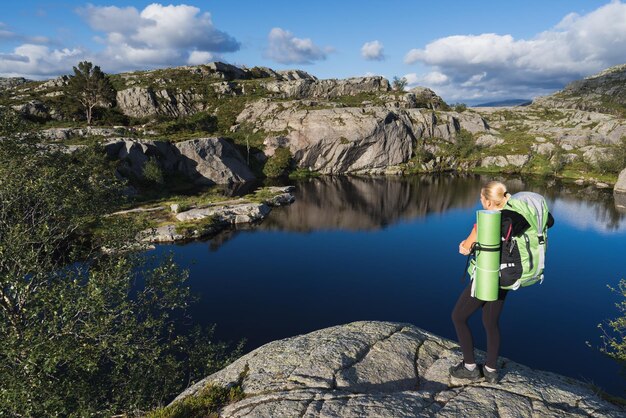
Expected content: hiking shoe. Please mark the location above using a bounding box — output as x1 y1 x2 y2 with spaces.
482 366 499 383
449 362 482 380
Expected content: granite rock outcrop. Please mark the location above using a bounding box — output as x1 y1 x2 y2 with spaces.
236 100 489 175
172 321 624 417
104 137 255 185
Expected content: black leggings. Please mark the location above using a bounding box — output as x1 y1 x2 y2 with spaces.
451 284 508 369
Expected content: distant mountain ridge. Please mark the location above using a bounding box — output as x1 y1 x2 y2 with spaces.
473 99 532 107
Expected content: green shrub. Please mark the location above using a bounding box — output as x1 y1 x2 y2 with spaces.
159 112 218 135
263 147 293 178
143 157 165 185
594 138 626 175
92 106 131 126
0 112 243 416
453 103 468 112
289 168 320 179
175 215 221 236
392 76 408 91
595 279 626 377
147 384 245 418
451 129 477 159
550 147 568 175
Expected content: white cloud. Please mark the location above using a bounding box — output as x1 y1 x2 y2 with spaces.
77 4 240 53
188 51 215 65
265 27 329 65
0 44 86 79
0 4 240 78
77 5 143 34
85 3 240 70
404 1 626 102
405 71 449 86
361 40 384 61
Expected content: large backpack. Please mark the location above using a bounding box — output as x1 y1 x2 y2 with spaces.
499 192 550 289
466 192 550 290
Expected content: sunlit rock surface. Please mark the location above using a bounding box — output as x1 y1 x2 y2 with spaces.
173 321 624 417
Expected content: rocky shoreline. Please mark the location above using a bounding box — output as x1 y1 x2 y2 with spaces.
169 321 624 417
133 186 295 243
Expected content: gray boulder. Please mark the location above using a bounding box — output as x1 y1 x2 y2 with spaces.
476 134 504 147
552 153 579 165
204 62 248 80
139 225 184 243
40 126 130 141
262 76 390 100
212 81 242 96
35 75 69 90
176 202 271 224
264 186 297 206
0 77 30 89
581 146 610 165
481 155 530 168
115 87 158 118
408 86 447 109
174 138 255 185
116 87 204 118
104 137 254 185
13 100 49 120
277 69 317 81
531 142 556 156
172 321 624 417
615 168 626 193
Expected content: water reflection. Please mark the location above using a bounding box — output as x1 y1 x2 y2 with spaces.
262 175 481 232
259 175 625 233
200 175 625 251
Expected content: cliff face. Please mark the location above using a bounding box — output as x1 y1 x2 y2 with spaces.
171 321 624 417
237 101 487 174
103 137 255 185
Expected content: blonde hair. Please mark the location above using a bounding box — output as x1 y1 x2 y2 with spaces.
481 181 509 209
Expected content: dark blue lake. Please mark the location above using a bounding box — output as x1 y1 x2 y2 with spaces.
149 175 626 396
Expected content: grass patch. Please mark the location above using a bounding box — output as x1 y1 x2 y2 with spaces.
483 126 535 156
596 97 626 118
329 92 386 107
289 168 321 179
129 186 231 210
249 188 278 203
146 384 245 418
228 122 268 150
175 215 221 236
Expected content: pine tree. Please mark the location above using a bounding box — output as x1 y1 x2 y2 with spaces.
392 76 408 92
67 61 116 125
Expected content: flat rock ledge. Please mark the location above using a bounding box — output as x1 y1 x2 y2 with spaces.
172 321 623 417
140 186 295 243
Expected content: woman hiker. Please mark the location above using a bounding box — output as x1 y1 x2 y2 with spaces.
449 181 554 383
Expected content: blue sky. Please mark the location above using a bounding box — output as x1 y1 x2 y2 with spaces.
1 0 624 103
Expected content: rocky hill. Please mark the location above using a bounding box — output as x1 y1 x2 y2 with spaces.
1 62 625 194
166 321 624 417
532 64 626 116
0 62 446 121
